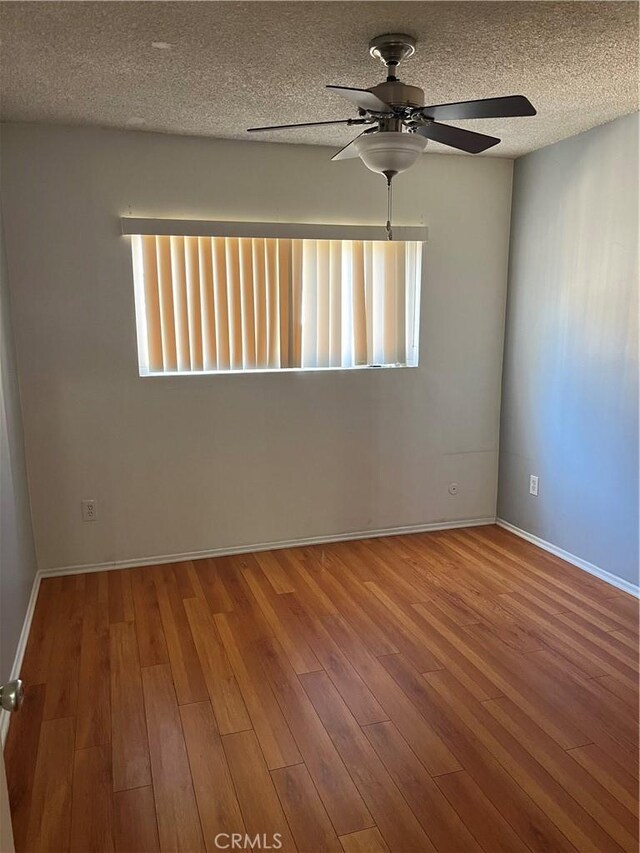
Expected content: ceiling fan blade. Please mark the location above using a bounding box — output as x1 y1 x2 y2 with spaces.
247 118 365 132
331 131 369 161
416 122 500 154
327 85 391 113
421 95 536 121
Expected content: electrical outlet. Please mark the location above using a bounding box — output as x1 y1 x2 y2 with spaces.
82 500 97 521
529 475 539 497
448 483 459 496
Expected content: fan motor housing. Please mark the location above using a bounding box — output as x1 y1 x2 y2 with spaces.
369 81 424 109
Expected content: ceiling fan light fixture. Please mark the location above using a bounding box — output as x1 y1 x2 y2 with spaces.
354 131 427 176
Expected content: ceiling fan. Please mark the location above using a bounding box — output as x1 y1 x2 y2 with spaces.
247 33 536 236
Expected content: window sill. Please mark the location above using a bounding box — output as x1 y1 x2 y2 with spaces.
139 363 419 378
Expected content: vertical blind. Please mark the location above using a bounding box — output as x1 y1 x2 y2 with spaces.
131 235 422 374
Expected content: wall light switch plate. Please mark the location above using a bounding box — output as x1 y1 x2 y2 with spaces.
82 499 97 521
529 475 539 497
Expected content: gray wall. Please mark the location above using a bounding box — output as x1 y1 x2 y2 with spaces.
1 124 513 571
0 202 37 681
498 113 639 586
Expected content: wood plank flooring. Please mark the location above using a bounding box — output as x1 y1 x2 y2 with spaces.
4 525 639 852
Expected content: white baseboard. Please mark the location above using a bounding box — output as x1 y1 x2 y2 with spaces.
0 514 495 745
496 518 640 598
38 517 497 579
0 572 42 745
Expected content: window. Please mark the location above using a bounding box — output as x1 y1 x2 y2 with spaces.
127 223 424 375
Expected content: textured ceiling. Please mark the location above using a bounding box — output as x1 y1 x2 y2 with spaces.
1 1 638 158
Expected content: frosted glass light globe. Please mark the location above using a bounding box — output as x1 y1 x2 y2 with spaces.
354 132 428 176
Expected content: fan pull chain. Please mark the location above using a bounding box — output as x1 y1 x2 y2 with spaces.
386 177 392 241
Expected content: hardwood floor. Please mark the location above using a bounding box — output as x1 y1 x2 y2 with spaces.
4 525 639 852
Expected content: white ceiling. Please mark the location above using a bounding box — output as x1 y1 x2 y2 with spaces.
1 1 638 158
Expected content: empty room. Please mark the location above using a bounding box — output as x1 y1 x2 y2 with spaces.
0 2 638 852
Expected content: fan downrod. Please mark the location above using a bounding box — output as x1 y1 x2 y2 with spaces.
369 33 416 81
